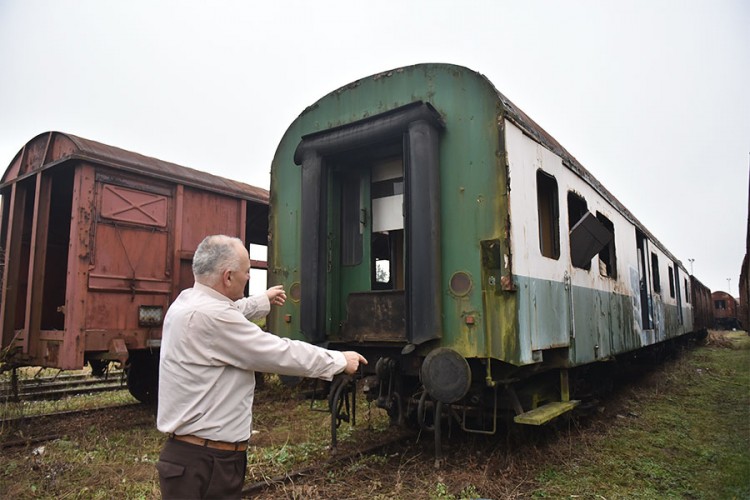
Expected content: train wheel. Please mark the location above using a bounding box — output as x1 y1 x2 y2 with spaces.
328 374 355 453
125 350 159 405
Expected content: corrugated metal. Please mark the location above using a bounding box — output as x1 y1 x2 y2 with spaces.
1 131 268 204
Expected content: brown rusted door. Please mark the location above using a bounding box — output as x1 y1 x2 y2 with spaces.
85 174 172 351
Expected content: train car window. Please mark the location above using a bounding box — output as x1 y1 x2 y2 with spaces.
567 192 591 270
714 299 726 309
536 170 560 259
651 252 661 293
248 244 268 295
668 266 676 298
372 232 392 288
684 278 690 303
636 230 653 329
595 212 617 278
371 157 404 233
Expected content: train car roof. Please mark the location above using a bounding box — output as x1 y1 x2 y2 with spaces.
1 131 268 204
298 63 684 269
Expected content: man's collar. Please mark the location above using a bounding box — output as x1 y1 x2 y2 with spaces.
193 282 234 304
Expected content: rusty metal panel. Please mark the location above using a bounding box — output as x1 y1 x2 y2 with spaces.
88 223 170 293
60 164 96 369
341 291 406 342
85 175 172 351
84 293 167 331
99 183 168 227
24 172 53 360
1 180 30 353
690 276 713 331
180 186 243 250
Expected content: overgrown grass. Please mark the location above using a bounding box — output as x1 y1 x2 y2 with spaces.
245 376 391 482
0 374 391 499
0 364 134 426
1 390 137 423
6 424 163 499
0 335 747 499
530 331 750 499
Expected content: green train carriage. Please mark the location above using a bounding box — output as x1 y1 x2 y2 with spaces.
267 63 703 451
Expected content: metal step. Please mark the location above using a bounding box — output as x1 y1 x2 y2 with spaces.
513 400 580 425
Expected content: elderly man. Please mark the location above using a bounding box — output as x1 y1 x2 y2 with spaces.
156 234 366 499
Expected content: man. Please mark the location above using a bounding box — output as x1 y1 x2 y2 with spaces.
156 234 367 499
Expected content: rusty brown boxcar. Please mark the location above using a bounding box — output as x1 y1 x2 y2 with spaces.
0 131 268 402
711 291 740 330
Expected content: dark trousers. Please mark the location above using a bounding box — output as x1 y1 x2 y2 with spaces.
157 438 247 499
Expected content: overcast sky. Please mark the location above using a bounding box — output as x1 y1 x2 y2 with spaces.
1 0 748 296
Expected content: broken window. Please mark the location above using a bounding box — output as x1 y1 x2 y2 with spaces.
568 192 592 270
536 170 560 259
570 212 613 270
567 192 613 271
668 266 676 298
596 212 617 278
651 252 661 293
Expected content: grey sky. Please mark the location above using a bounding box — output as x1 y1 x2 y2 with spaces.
1 0 747 296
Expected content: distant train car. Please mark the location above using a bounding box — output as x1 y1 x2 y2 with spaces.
690 276 714 332
267 63 707 453
740 174 749 331
0 131 268 403
712 291 741 329
741 255 749 332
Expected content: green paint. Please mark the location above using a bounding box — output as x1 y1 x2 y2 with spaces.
267 64 690 377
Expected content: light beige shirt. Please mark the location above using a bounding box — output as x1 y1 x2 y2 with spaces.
156 283 346 442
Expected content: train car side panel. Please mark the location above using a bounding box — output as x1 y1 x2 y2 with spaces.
506 117 693 367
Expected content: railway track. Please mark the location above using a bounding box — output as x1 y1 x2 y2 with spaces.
0 370 125 401
241 430 415 497
0 402 150 449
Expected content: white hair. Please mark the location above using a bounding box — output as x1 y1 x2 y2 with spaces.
192 235 244 286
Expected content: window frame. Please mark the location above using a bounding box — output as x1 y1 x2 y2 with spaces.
536 170 560 260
